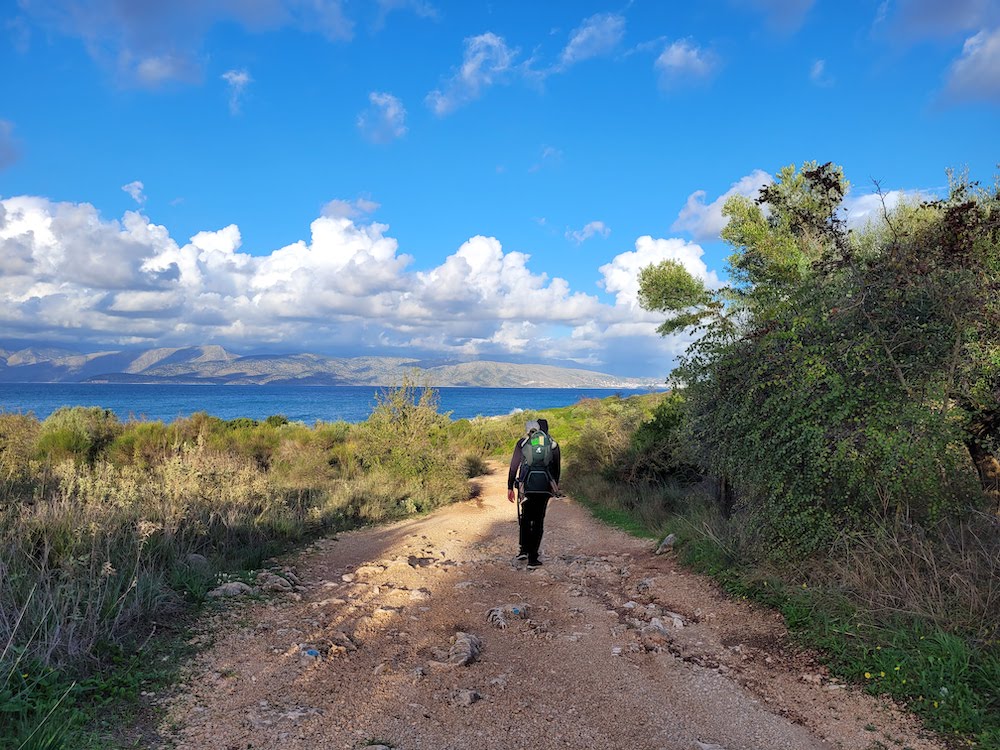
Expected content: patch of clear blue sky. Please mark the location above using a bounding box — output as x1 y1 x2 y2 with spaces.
1 0 997 299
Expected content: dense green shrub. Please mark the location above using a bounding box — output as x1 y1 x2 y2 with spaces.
620 391 702 485
639 163 999 553
106 420 171 468
35 407 122 465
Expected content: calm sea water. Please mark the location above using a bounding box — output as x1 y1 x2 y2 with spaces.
0 383 661 424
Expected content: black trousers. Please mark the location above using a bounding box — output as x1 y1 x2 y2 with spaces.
519 493 550 559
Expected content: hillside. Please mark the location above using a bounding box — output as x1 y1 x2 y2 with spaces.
0 345 655 388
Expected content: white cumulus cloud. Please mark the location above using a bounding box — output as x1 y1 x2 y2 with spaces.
0 194 719 373
426 32 517 115
672 169 773 241
655 39 720 88
357 92 408 143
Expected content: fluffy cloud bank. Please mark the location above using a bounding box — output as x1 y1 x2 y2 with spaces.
0 196 715 374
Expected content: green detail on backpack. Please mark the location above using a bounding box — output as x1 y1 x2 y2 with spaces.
522 431 555 494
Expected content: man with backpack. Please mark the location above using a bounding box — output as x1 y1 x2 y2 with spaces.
507 418 561 569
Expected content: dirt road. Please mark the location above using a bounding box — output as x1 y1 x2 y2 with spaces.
160 464 944 750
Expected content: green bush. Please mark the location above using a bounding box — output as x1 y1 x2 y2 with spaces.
35 407 122 466
106 420 171 468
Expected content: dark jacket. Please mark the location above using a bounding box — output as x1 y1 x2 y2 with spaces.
507 432 561 491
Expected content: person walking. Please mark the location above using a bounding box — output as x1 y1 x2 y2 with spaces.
507 418 561 569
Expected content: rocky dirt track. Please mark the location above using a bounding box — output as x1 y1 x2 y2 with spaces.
159 463 945 750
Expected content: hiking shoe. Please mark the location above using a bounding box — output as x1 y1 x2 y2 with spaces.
526 559 542 569
515 552 529 561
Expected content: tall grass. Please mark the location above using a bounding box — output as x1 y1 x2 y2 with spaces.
0 380 476 748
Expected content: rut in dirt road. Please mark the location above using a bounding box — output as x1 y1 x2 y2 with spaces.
160 464 944 750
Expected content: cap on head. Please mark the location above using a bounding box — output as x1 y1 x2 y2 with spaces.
525 419 540 433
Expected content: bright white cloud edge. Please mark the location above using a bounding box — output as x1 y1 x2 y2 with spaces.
0 196 713 375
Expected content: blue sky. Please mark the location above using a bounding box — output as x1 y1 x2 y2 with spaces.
1 0 998 377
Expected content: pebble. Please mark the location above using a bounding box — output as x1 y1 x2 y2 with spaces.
451 688 481 707
341 573 356 582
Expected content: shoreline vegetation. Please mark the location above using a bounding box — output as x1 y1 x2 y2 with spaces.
0 378 494 748
0 385 997 747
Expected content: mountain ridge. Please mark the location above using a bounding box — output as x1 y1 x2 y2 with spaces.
0 345 658 389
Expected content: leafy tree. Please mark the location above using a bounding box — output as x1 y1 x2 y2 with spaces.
638 162 999 550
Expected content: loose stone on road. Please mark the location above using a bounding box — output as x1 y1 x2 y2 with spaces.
160 462 945 750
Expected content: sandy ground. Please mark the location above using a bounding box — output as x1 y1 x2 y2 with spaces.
158 463 946 750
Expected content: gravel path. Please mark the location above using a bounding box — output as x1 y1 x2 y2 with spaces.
159 463 945 750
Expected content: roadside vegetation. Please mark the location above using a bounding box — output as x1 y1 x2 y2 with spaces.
538 164 998 748
0 377 480 749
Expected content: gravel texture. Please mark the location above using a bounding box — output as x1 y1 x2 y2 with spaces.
159 463 946 750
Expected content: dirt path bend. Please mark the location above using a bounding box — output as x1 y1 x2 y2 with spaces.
160 463 945 750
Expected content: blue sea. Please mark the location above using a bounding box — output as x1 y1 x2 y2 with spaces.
0 383 661 424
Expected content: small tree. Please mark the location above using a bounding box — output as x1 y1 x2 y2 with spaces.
638 162 1000 544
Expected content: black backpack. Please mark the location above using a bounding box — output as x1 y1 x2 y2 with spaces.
520 429 555 495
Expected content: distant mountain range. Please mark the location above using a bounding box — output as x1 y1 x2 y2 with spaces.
0 345 658 389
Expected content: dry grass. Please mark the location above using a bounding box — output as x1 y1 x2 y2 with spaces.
826 513 1000 641
0 389 474 671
